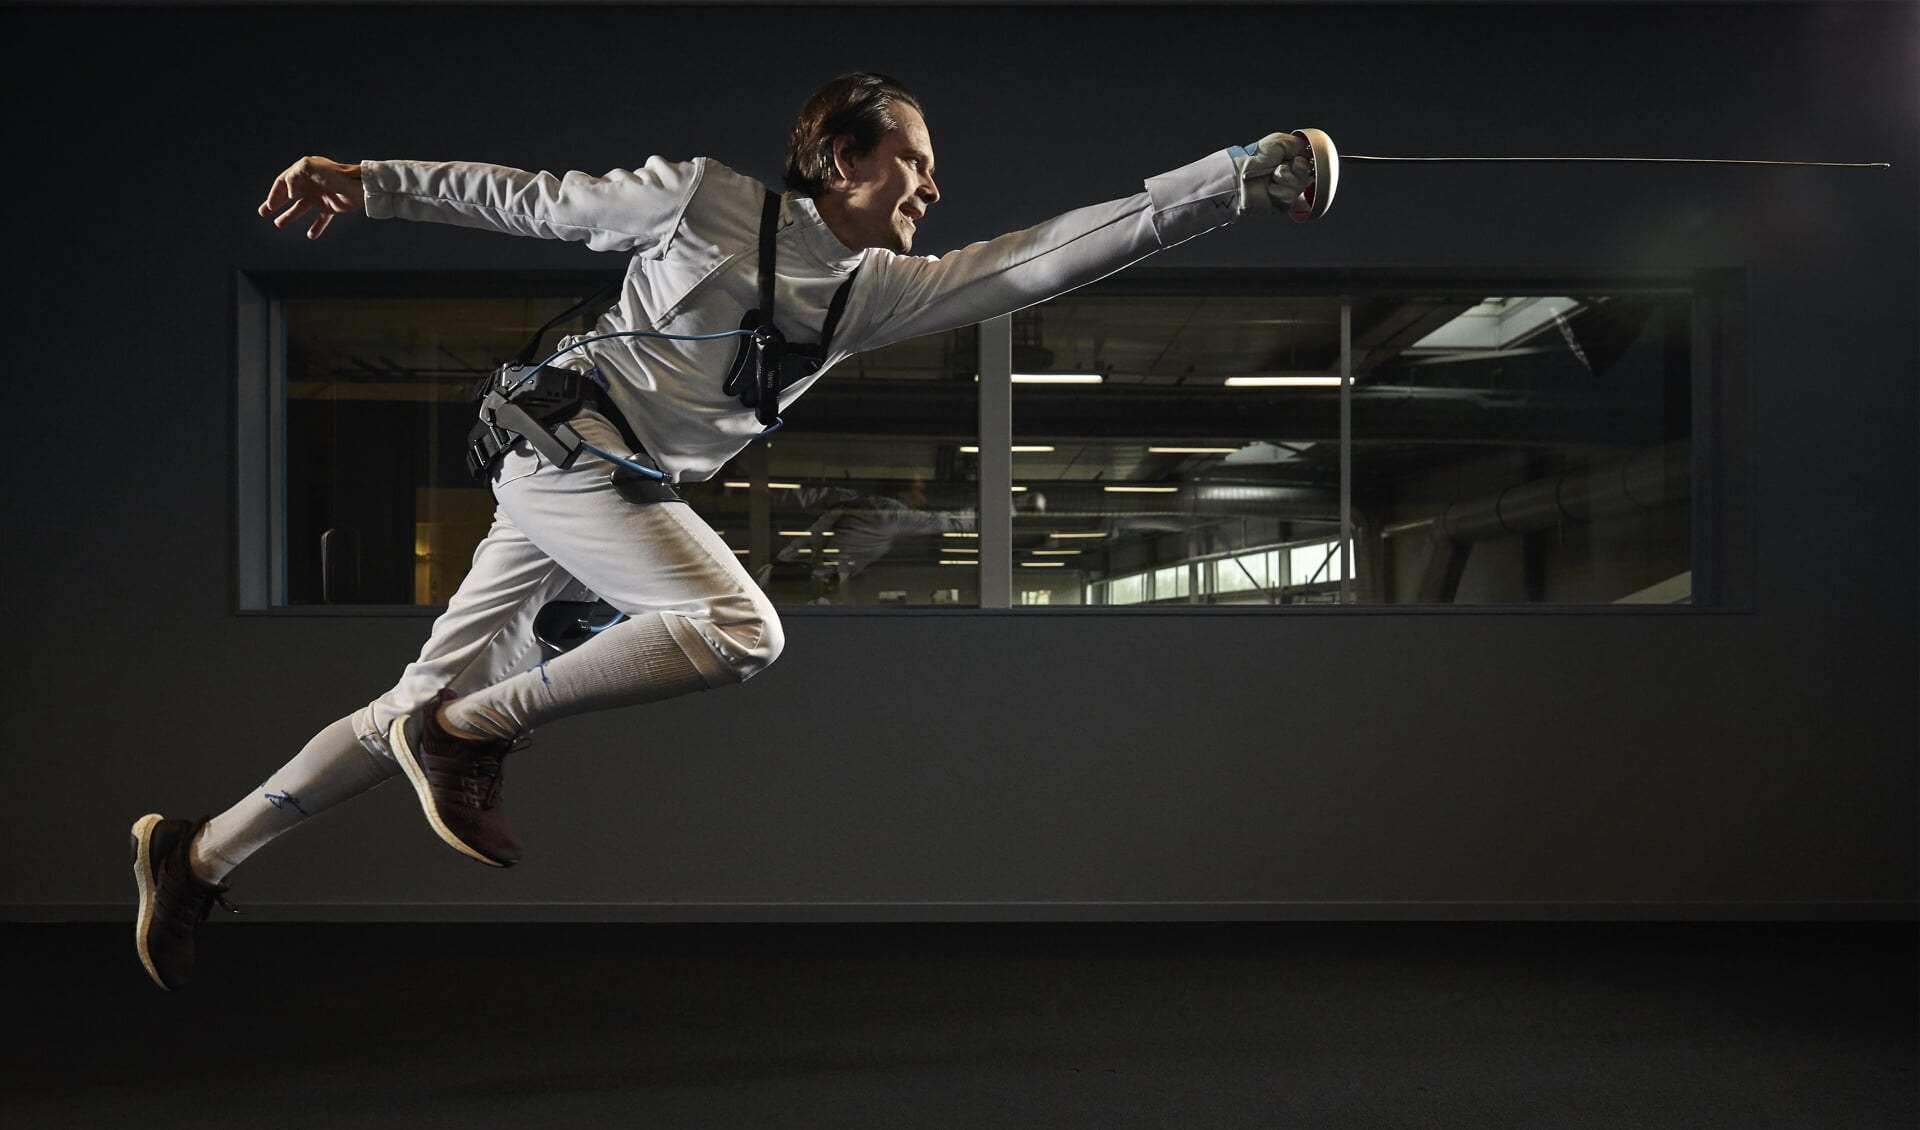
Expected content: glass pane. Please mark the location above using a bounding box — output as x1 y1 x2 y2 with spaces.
1008 291 1346 607
1289 541 1346 587
1213 550 1268 596
1107 573 1146 606
1351 293 1692 604
284 296 582 605
1153 564 1190 602
701 326 980 607
281 293 977 607
274 281 1702 611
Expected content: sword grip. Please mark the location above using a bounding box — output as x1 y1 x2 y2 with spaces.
1289 128 1340 222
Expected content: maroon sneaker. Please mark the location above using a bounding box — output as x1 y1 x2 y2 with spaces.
390 689 523 867
130 814 236 991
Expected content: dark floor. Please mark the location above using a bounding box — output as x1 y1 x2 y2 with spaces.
5 921 1914 1129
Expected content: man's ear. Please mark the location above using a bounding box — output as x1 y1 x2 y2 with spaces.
830 135 857 188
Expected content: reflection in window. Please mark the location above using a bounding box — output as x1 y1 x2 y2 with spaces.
259 275 1720 611
1213 549 1278 598
1093 541 1347 606
1289 541 1346 589
707 324 979 607
1356 293 1691 604
1011 287 1693 607
283 296 572 606
1011 292 1347 606
276 290 976 607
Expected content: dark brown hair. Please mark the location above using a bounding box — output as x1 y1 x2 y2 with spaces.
784 72 923 197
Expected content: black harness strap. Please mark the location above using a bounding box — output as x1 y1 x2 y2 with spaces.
516 282 616 367
819 267 856 353
466 279 647 481
757 190 780 329
723 190 859 426
465 362 659 485
474 190 864 486
751 192 786 426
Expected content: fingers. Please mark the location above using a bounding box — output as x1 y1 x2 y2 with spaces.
271 196 313 229
1258 131 1306 163
1239 131 1328 219
260 162 315 225
1263 153 1307 205
258 170 293 217
257 155 359 223
259 156 363 237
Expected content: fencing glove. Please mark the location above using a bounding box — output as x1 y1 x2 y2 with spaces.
1232 133 1313 216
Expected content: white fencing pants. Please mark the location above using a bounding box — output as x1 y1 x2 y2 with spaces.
350 412 783 760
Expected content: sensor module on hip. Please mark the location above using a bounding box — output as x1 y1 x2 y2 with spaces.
507 327 778 484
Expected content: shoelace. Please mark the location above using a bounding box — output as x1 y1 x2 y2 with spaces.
165 882 241 935
462 754 506 810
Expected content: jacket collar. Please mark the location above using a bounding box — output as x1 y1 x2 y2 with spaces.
785 193 866 271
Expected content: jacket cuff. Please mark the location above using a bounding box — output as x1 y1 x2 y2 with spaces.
1144 149 1242 246
360 159 398 220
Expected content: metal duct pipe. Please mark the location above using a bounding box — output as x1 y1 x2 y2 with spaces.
1382 441 1690 543
1011 481 1341 523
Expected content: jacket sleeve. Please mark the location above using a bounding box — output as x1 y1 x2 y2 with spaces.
848 150 1243 353
360 155 703 255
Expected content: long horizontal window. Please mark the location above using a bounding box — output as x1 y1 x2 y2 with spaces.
238 270 1746 612
1004 281 1732 608
238 273 975 609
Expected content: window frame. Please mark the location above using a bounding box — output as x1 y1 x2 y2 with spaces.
236 267 1751 616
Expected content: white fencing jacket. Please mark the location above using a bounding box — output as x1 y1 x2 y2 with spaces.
362 150 1247 482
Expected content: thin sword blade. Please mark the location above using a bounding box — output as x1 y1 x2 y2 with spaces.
1344 156 1889 168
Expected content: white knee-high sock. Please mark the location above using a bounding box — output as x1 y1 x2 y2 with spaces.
443 612 711 741
191 716 399 883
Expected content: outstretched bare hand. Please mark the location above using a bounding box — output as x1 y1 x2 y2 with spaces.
259 156 365 239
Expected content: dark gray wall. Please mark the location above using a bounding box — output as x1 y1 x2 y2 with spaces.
6 3 1914 919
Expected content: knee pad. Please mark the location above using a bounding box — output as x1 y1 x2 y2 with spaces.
667 591 784 685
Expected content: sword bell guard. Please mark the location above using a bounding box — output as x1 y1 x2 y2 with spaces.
1289 127 1340 222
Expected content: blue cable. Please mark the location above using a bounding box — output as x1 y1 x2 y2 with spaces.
501 327 783 481
520 328 757 387
577 439 671 482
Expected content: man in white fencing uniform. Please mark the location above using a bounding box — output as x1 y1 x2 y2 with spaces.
771 474 978 601
129 72 1313 990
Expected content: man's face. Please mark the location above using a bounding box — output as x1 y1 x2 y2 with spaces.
832 102 940 253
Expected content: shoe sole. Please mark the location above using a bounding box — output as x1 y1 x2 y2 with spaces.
389 716 511 868
129 813 170 991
